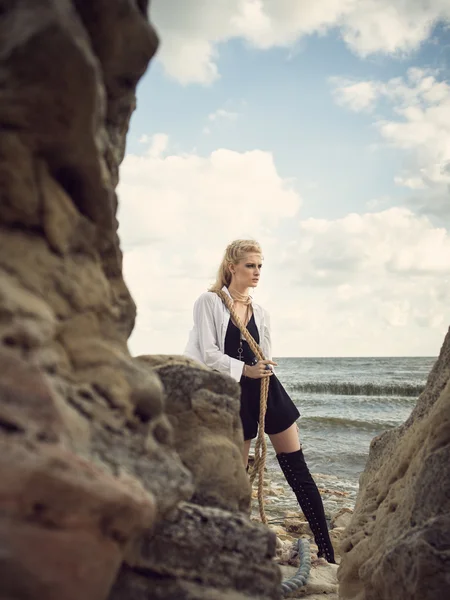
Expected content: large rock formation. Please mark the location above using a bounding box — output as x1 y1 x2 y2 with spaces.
110 503 281 600
111 355 281 599
0 2 195 599
137 355 252 513
0 2 280 599
338 328 450 599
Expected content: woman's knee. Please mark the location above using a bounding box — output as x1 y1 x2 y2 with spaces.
242 439 252 467
269 423 301 454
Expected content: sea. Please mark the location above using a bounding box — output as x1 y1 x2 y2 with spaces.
253 356 436 520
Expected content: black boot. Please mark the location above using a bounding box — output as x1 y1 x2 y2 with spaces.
277 449 336 563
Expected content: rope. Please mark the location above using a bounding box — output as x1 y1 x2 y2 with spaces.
215 290 269 524
281 538 311 596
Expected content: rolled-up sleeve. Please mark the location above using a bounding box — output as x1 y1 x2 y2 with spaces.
194 293 244 382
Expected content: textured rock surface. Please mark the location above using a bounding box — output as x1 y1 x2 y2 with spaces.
0 2 193 599
330 507 353 530
280 564 338 599
338 328 450 599
137 355 252 512
110 503 282 600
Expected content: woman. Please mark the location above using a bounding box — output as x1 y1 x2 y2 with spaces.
184 239 335 563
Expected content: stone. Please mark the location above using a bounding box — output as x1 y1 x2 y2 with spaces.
110 569 262 600
271 525 289 538
0 438 155 600
329 527 346 556
285 518 312 536
280 563 338 598
137 357 252 513
0 2 193 599
110 503 282 600
338 327 450 600
330 507 353 530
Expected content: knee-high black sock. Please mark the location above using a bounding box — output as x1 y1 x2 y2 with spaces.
277 449 335 563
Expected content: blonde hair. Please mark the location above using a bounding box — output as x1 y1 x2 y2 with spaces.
209 239 263 292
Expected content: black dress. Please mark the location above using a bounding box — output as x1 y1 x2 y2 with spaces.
224 313 300 440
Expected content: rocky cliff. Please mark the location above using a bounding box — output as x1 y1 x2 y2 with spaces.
0 2 279 599
338 329 450 599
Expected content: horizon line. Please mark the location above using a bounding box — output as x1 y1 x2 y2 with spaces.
273 355 438 359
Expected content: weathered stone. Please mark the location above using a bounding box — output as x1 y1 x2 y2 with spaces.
111 568 261 600
284 518 312 536
330 507 353 530
109 503 282 600
0 2 193 599
280 563 338 598
338 328 450 600
137 357 252 513
329 527 346 555
0 437 155 600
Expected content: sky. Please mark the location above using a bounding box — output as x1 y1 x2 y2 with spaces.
117 0 450 358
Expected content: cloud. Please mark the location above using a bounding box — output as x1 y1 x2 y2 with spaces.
261 208 449 356
117 136 448 358
295 208 450 279
203 108 240 135
331 68 450 219
331 79 380 111
147 133 169 158
118 135 300 252
117 135 301 351
150 0 450 84
208 109 239 122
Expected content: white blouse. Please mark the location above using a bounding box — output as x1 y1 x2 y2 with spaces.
183 286 273 382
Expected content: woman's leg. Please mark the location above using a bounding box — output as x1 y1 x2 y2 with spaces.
268 423 301 454
243 439 252 468
268 424 336 563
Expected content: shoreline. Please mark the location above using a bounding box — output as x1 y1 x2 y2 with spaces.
249 473 353 599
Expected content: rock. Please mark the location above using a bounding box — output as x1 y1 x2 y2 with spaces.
137 357 251 513
330 507 353 530
280 563 338 598
266 483 286 497
329 527 346 555
0 2 193 599
285 518 312 536
109 503 282 600
285 509 303 519
271 525 289 538
285 596 338 600
0 435 155 600
110 569 264 600
338 327 450 600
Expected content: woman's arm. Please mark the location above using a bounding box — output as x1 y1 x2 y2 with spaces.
194 292 245 382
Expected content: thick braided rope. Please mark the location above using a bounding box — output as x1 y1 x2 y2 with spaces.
215 290 269 524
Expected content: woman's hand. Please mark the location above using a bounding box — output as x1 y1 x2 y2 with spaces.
244 360 278 379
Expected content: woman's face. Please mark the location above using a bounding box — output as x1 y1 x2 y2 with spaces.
230 253 263 289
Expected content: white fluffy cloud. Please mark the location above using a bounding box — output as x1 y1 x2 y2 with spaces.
118 136 449 358
332 68 450 219
150 0 450 84
331 80 380 112
117 136 300 353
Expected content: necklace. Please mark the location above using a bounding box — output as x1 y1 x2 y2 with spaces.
228 286 252 306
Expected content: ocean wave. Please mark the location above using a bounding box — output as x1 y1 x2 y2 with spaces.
302 415 399 432
287 381 424 397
